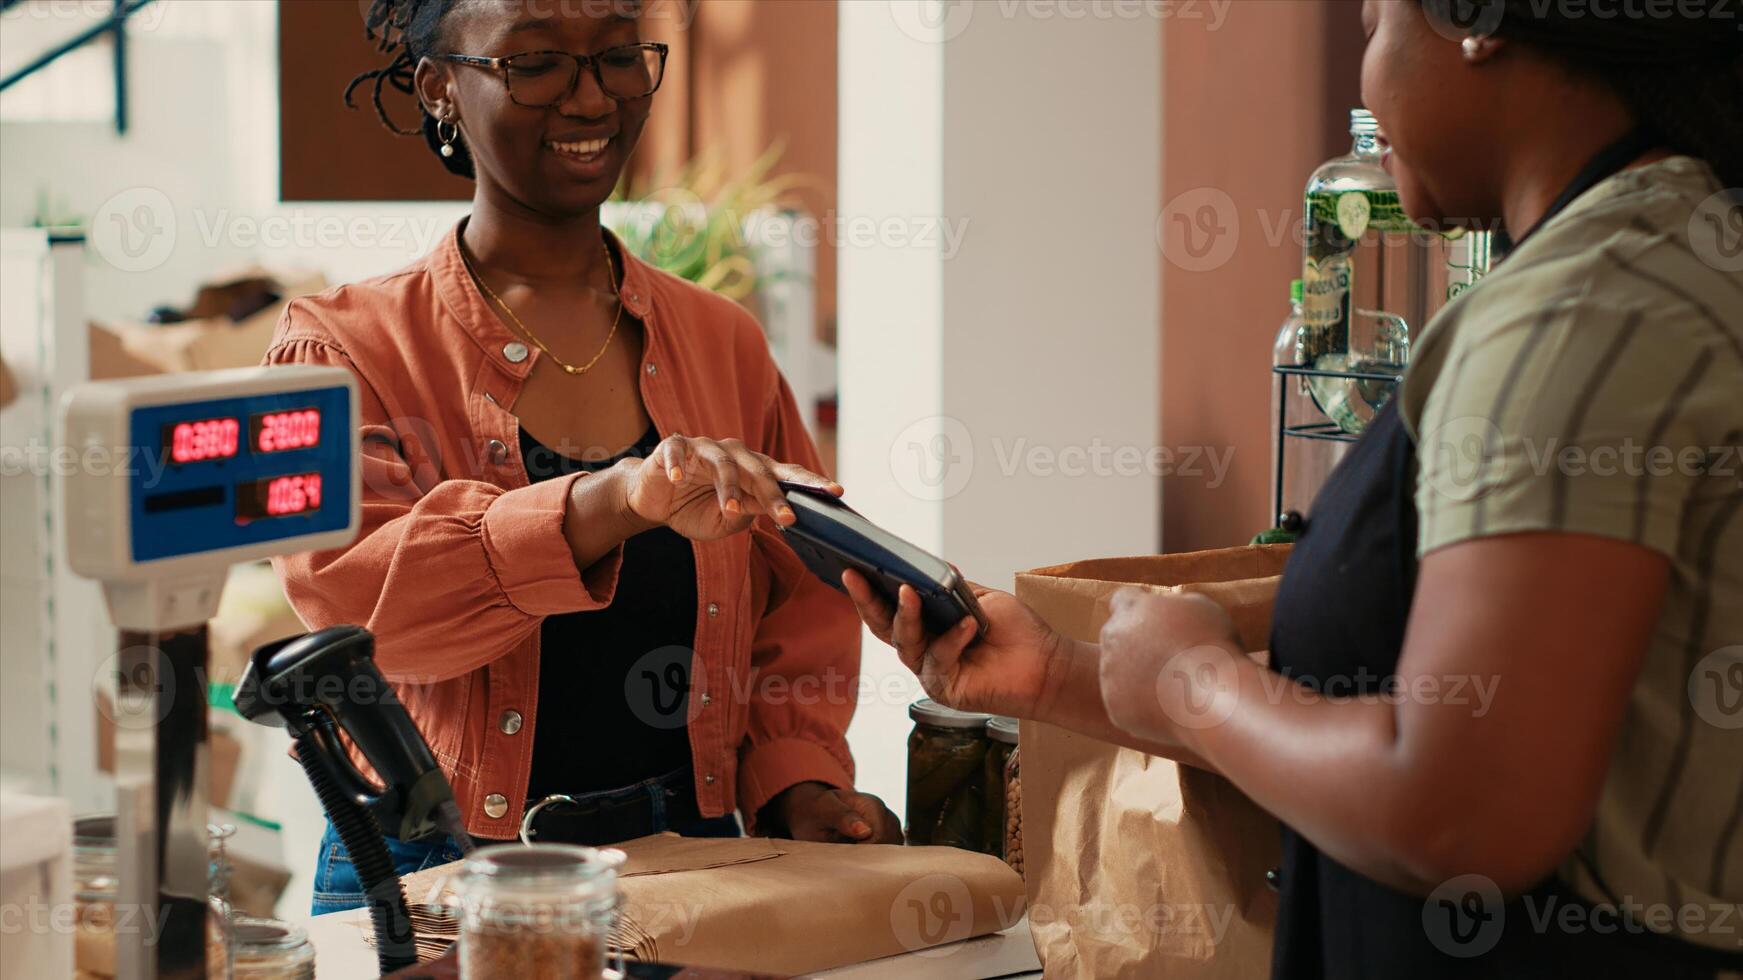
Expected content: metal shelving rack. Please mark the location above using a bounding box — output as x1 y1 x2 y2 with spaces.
1271 362 1405 525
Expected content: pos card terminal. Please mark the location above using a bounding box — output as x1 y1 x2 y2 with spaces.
777 482 988 639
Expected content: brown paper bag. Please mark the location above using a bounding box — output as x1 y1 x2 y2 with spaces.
1014 544 1291 980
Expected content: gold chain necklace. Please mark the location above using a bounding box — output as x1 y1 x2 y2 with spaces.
461 238 623 376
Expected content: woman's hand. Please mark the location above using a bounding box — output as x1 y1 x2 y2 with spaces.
621 435 841 541
765 781 903 844
841 572 1063 719
1097 588 1245 744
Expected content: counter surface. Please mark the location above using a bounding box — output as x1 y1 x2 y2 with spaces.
305 908 1042 979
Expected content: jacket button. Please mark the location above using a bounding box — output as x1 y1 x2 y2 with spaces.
487 439 508 464
484 794 509 819
706 602 720 618
499 710 523 735
503 342 529 363
700 693 713 707
645 362 658 376
704 773 716 785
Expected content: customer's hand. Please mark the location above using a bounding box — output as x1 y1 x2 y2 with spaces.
766 781 903 844
842 572 1062 720
621 435 841 541
1097 588 1245 743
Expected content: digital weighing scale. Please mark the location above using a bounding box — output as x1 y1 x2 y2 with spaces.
61 364 360 980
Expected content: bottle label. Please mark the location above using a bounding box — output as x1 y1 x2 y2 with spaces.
1301 255 1352 360
1308 189 1417 237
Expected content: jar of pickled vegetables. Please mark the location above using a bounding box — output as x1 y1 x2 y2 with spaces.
905 699 991 850
983 717 1019 861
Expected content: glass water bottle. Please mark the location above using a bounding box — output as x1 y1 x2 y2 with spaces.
1446 228 1494 303
1301 109 1424 434
1272 279 1347 521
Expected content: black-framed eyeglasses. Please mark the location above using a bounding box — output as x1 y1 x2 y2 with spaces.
441 42 669 107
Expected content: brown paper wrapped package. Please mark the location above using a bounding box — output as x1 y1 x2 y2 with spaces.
1015 544 1290 980
389 833 1028 975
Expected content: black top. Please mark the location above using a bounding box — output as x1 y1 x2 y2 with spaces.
520 422 697 798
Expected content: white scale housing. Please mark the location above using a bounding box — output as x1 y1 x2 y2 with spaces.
62 364 360 631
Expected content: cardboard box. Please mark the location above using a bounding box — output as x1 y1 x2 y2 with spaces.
90 269 326 376
87 322 163 380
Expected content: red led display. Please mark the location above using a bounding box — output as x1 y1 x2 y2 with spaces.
165 418 240 464
236 473 322 523
251 408 321 453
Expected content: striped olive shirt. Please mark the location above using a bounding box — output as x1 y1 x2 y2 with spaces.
1401 156 1743 951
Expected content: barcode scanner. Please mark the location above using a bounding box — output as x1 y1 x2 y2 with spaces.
234 625 473 972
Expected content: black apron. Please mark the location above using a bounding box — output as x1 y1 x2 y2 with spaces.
1265 132 1743 979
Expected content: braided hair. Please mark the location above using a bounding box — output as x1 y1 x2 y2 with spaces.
1419 0 1743 188
345 0 478 179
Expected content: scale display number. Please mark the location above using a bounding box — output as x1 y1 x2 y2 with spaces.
164 417 241 464
235 472 322 523
251 408 321 453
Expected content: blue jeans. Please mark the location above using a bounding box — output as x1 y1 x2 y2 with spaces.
311 822 469 916
310 813 741 916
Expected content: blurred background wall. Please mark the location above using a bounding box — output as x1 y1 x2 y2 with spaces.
2 0 1367 550
1160 0 1365 551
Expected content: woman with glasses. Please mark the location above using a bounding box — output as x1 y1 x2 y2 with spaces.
267 0 901 915
848 2 1741 977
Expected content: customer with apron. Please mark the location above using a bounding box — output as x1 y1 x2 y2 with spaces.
270 0 900 915
846 2 1743 976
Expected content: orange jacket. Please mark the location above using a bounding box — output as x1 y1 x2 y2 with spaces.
263 223 859 839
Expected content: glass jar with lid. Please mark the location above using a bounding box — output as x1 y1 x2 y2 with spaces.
73 815 120 976
72 814 232 978
229 917 314 980
905 698 992 850
450 843 624 980
1004 746 1023 877
982 717 1020 861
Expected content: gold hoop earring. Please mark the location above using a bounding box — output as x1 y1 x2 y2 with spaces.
438 119 460 158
